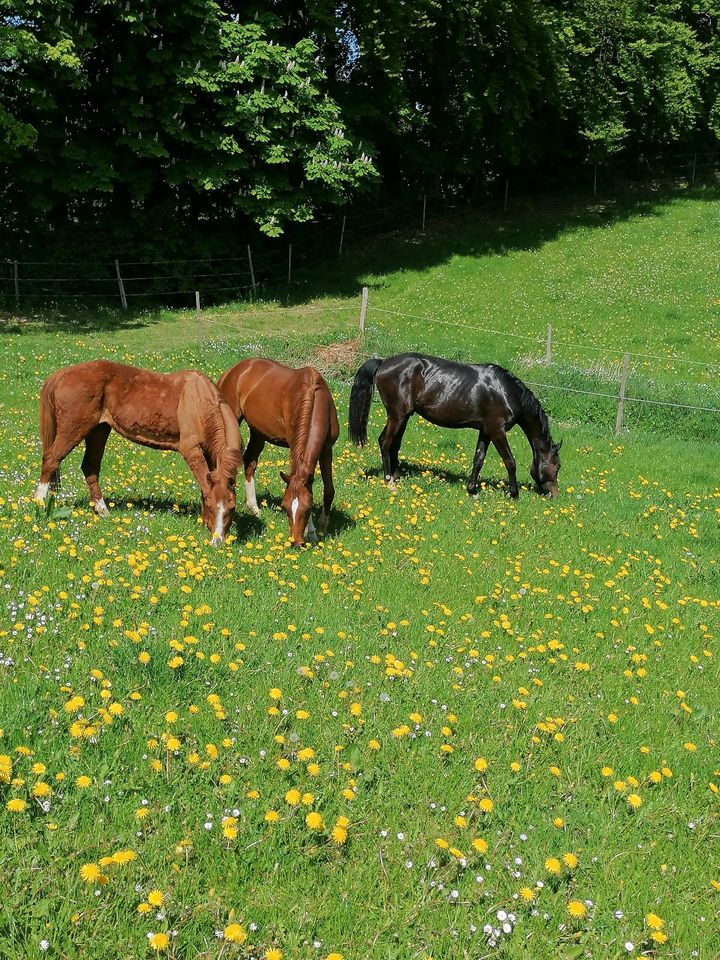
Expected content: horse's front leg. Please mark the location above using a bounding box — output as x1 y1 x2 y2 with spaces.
82 424 112 515
243 430 265 516
492 432 519 499
318 446 335 536
467 431 489 496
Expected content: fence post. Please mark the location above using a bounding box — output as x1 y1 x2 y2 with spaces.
691 153 697 186
115 259 128 310
504 179 509 213
615 353 629 436
13 260 19 308
422 195 427 234
288 244 292 285
545 324 552 365
247 244 256 295
195 290 204 347
338 216 347 257
593 163 598 198
359 286 368 333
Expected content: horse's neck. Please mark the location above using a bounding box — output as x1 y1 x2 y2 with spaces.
290 386 321 482
519 413 551 460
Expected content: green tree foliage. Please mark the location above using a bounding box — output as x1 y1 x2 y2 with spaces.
0 0 718 251
1 0 375 237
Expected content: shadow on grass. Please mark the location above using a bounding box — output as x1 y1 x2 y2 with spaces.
4 182 718 332
364 461 545 498
64 491 355 541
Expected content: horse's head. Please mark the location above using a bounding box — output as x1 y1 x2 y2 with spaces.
202 472 237 543
280 471 312 546
531 439 562 497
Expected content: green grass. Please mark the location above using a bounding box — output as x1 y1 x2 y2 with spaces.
1 187 719 960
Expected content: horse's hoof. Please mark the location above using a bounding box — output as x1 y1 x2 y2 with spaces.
248 507 261 517
94 498 110 516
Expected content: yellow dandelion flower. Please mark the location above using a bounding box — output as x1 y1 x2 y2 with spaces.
478 798 494 813
627 793 643 810
519 886 535 902
645 913 664 930
147 890 164 907
545 857 562 875
224 923 247 944
149 932 169 951
79 863 101 883
6 798 27 813
567 900 587 919
306 811 324 830
474 757 488 772
562 852 578 869
284 789 301 805
471 838 488 854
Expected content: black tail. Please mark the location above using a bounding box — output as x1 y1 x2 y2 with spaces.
349 358 383 446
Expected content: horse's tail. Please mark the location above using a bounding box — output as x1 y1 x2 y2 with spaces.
39 372 61 488
348 357 383 446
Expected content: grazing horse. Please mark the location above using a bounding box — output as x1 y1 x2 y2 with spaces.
349 353 561 498
218 358 339 545
34 360 242 542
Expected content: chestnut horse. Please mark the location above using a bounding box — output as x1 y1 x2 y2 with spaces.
34 360 242 542
218 359 339 545
349 353 561 498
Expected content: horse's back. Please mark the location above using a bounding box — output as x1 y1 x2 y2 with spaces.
375 352 518 430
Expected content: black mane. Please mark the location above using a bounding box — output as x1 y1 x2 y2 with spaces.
502 368 552 446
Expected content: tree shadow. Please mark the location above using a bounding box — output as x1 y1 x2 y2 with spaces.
272 183 720 307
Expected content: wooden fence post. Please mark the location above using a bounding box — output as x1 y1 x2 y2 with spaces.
504 179 509 213
359 286 368 333
593 163 598 198
115 259 128 310
195 290 204 347
13 260 19 308
247 245 256 295
338 216 347 257
422 195 427 234
545 324 552 365
288 244 292 285
691 153 697 186
615 352 629 436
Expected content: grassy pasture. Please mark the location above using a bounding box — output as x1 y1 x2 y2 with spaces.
1 187 719 960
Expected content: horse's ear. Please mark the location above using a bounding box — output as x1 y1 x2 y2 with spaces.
279 471 291 485
554 439 563 453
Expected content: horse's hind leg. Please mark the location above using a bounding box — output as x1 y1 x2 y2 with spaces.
388 415 410 480
492 432 519 499
318 445 335 536
467 431 489 495
243 430 265 516
81 424 112 515
378 416 408 487
35 429 87 503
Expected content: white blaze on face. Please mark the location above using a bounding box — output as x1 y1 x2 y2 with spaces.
291 497 299 523
34 481 49 502
213 501 226 540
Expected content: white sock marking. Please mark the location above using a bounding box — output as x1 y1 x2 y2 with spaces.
94 498 109 516
304 510 318 544
245 477 260 515
34 482 49 502
212 501 226 541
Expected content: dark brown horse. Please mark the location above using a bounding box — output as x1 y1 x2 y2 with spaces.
218 358 339 545
349 353 561 497
35 360 242 541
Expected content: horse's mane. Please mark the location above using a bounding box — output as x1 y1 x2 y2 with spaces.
187 374 241 484
504 368 553 446
290 369 322 476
